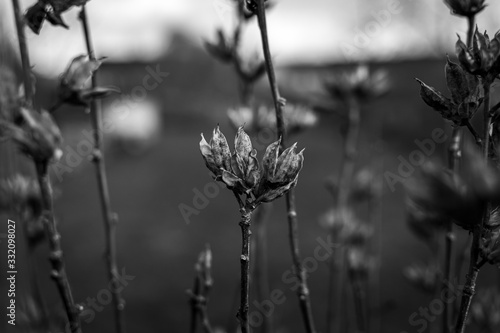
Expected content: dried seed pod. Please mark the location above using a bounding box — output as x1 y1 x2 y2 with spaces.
25 0 91 34
444 0 486 17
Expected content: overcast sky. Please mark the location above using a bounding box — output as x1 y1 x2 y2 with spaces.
3 0 500 77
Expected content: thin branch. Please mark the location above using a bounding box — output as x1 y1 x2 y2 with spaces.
79 7 126 333
454 81 491 333
255 2 317 333
36 161 82 333
445 17 474 331
237 205 252 333
465 121 482 148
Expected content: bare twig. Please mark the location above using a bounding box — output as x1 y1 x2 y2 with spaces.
235 194 253 333
255 2 317 333
454 81 491 333
11 1 81 331
36 161 82 333
79 7 126 333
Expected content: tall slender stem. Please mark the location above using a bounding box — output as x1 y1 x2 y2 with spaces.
349 271 366 333
11 2 80 331
11 0 34 107
36 161 82 333
79 7 126 333
444 17 475 332
331 96 361 333
257 0 316 333
255 2 317 333
238 208 252 333
454 81 491 333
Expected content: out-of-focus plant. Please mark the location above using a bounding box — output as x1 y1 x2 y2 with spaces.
413 6 500 328
188 245 214 333
206 2 318 333
319 64 388 333
199 125 304 333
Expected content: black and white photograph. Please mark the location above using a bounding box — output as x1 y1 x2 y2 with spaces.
1 0 500 332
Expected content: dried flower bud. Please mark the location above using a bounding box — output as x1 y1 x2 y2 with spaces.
445 57 480 105
456 30 500 81
200 126 304 203
404 263 441 294
200 126 260 194
416 79 455 118
58 55 119 107
1 107 62 163
254 139 304 203
25 0 90 34
444 0 486 18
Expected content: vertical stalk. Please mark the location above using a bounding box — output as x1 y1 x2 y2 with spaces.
238 208 252 333
11 2 80 332
454 82 491 333
79 7 125 333
349 271 366 333
255 2 317 333
332 96 361 333
36 161 82 333
11 0 34 107
444 17 475 332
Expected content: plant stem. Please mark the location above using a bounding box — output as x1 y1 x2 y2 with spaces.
238 207 252 333
445 18 474 331
454 81 491 333
255 2 317 333
349 270 366 333
332 95 361 333
36 161 81 333
11 0 34 107
79 7 126 333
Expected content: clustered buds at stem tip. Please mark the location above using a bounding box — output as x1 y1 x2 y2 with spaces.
199 125 304 206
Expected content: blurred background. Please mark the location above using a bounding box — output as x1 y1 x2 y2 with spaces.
2 0 500 332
